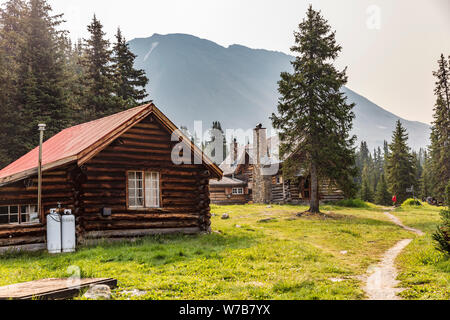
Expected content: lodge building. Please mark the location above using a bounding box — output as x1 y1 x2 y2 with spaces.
0 104 222 251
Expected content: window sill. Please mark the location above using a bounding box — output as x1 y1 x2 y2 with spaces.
127 207 162 211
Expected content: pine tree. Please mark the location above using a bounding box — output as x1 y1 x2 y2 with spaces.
271 6 356 213
375 174 391 205
16 0 71 152
0 0 28 167
81 15 119 119
360 176 373 202
112 27 149 108
429 54 450 202
385 120 416 204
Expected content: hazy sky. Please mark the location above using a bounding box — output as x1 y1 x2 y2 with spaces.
4 0 450 124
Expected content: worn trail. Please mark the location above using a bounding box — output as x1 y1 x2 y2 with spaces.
363 210 423 300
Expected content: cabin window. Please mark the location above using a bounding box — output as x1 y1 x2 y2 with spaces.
128 171 160 208
0 205 39 225
232 187 244 195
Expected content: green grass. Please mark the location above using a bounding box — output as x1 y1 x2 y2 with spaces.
393 204 450 300
0 203 447 300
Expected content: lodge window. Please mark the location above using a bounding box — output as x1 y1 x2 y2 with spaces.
0 205 39 225
128 171 160 208
232 187 244 195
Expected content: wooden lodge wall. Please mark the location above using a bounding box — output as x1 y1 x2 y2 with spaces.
0 166 74 247
0 114 214 248
78 114 212 240
209 186 249 205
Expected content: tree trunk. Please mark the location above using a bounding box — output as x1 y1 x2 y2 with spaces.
309 162 320 213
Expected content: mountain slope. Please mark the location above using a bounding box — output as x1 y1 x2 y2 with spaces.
129 33 430 150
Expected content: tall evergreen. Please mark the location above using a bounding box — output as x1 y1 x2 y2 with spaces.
420 150 433 199
81 15 119 119
374 174 391 206
112 28 149 108
385 120 416 204
360 176 374 202
271 6 356 213
0 0 28 167
429 54 450 202
18 0 71 151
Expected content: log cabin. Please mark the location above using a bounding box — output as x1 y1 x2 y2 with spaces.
210 125 344 205
0 103 222 252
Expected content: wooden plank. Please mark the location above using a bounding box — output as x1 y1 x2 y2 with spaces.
0 278 117 300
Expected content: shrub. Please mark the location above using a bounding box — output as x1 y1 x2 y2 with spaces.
433 182 450 255
335 199 369 208
402 198 422 206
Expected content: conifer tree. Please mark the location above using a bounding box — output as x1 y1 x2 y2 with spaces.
375 174 391 205
385 120 416 204
112 28 149 108
271 6 356 213
360 176 373 202
17 0 71 151
429 54 450 202
81 15 119 119
0 0 28 166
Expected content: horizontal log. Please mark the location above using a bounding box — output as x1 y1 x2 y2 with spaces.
82 206 202 214
84 220 198 231
83 227 201 240
83 213 201 221
0 236 45 246
0 226 45 238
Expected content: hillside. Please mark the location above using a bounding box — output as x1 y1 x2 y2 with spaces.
129 33 430 150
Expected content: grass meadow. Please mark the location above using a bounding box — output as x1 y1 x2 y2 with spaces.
0 203 447 299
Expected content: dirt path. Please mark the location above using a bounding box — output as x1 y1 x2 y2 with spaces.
382 211 424 235
363 210 424 300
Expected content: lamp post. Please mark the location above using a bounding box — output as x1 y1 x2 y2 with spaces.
38 124 46 222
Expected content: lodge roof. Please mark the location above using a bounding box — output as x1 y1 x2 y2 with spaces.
0 103 222 186
209 176 246 186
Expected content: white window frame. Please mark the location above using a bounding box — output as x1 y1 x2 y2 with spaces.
232 187 244 195
128 171 160 209
0 204 39 225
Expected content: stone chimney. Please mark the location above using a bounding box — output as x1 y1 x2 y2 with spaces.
252 124 271 203
230 138 238 163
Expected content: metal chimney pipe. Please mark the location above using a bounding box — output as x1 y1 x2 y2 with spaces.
38 124 46 222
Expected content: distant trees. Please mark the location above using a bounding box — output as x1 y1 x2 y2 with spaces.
0 0 149 168
271 5 356 213
204 121 227 163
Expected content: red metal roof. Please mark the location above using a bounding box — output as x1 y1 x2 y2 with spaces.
0 104 151 183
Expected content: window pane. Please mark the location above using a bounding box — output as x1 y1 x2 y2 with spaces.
144 172 160 208
128 171 144 208
0 215 7 224
0 207 7 215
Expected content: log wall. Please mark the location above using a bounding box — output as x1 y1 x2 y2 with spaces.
78 114 212 238
0 166 74 246
0 114 215 247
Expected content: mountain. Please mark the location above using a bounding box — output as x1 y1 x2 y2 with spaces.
128 33 430 150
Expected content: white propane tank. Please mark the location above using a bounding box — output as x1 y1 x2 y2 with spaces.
61 209 76 253
47 209 61 254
